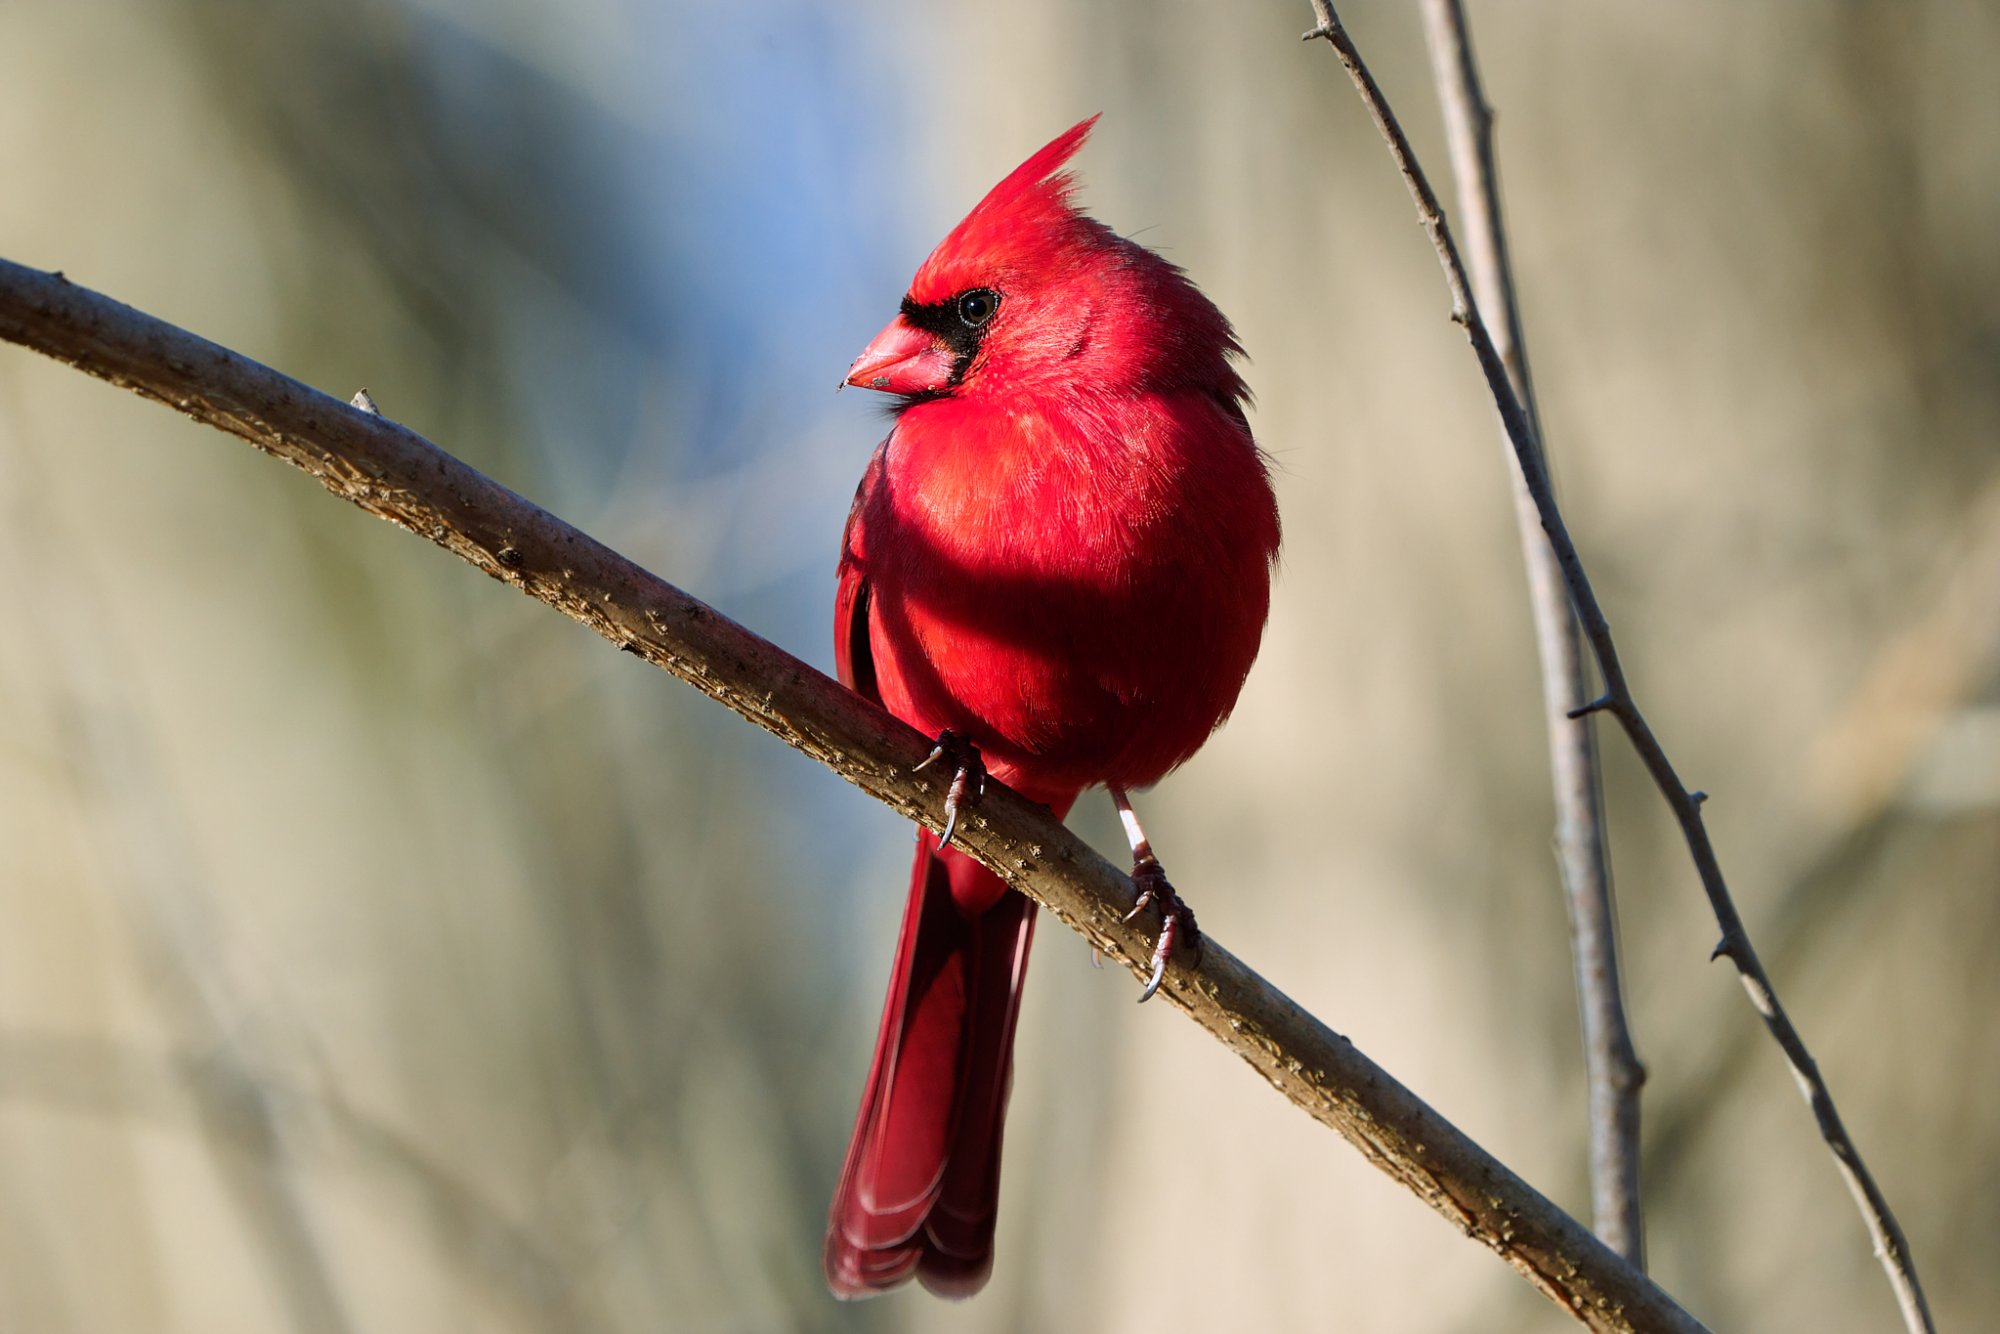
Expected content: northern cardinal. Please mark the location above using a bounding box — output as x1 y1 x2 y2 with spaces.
825 117 1280 1298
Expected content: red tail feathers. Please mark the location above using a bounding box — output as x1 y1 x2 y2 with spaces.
824 830 1038 1298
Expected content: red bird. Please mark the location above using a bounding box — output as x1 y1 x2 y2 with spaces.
825 117 1280 1299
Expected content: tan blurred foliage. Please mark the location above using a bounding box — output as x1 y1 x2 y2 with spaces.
1 1 1995 1331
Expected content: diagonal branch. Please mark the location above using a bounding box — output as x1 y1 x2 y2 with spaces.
1302 4 1932 1330
0 256 1702 1333
1417 0 1646 1264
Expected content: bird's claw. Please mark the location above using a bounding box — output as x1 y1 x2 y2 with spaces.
1122 855 1200 1003
914 729 986 849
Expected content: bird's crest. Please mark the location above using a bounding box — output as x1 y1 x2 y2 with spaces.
910 116 1101 299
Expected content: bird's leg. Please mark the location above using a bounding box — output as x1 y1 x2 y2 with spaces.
913 729 986 850
1109 786 1201 1003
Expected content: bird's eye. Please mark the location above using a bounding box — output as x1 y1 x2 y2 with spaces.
956 289 998 328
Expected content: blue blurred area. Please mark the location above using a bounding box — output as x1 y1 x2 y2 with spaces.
397 3 909 493
386 1 932 901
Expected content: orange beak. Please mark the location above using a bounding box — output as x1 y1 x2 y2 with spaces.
843 316 954 395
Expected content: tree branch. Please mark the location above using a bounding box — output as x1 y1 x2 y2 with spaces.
0 256 1702 1332
1417 0 1646 1264
1302 5 1932 1330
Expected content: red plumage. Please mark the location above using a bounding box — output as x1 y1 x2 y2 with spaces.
825 117 1279 1299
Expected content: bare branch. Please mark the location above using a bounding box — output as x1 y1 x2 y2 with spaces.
0 256 1703 1332
1303 4 1932 1329
1417 0 1645 1264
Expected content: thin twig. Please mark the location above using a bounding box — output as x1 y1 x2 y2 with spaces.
1302 5 1932 1330
1417 0 1645 1264
0 257 1704 1332
1649 475 2000 1198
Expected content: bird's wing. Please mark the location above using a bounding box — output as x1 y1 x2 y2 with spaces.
834 439 887 702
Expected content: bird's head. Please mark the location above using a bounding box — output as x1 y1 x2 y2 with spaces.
844 116 1244 408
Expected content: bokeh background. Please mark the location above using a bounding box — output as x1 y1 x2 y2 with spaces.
2 1 1995 1330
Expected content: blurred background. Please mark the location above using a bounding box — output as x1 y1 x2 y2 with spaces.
1 1 1995 1329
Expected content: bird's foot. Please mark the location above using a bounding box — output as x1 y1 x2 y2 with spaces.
913 729 986 850
1122 855 1200 1003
